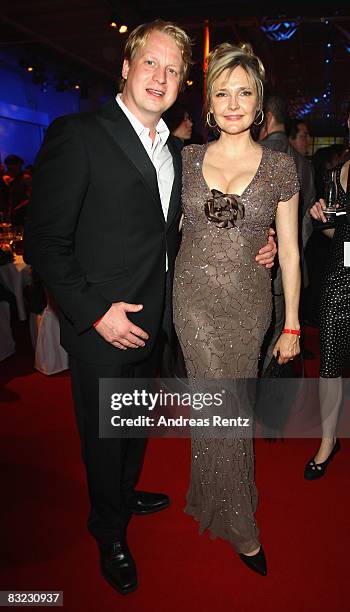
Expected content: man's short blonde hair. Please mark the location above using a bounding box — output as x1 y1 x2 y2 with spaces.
121 20 192 89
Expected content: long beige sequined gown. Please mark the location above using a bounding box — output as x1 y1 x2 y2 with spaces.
173 144 299 554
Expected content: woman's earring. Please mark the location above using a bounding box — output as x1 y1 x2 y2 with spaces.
254 109 264 126
206 111 218 129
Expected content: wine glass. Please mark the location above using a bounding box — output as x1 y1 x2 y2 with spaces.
323 170 337 222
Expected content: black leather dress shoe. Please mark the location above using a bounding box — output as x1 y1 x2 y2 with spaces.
130 490 170 515
100 540 137 595
239 546 267 576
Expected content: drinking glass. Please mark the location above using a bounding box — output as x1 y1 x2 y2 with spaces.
323 170 337 222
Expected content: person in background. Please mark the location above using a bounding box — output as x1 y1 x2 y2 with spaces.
303 128 349 326
288 119 311 157
302 145 339 326
304 102 350 480
163 101 193 142
2 154 31 225
24 164 34 177
312 144 347 199
259 93 315 370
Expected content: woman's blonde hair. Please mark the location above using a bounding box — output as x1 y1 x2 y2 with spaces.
121 20 193 89
206 42 265 115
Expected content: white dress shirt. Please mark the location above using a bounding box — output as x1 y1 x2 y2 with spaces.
116 94 174 222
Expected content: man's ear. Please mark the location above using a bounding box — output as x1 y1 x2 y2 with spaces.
266 111 273 126
262 111 272 136
122 59 130 80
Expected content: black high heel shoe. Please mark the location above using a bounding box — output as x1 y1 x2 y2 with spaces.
304 439 340 481
239 546 267 576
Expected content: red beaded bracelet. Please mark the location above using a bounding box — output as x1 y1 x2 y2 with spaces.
282 328 301 336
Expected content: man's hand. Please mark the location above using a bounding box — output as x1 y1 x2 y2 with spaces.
255 227 277 269
310 198 327 223
95 302 149 350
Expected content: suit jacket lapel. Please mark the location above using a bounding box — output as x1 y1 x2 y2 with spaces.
97 100 163 217
166 135 182 229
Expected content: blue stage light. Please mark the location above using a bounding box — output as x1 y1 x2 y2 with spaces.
261 18 299 41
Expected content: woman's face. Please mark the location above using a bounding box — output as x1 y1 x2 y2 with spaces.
210 65 258 135
172 112 193 140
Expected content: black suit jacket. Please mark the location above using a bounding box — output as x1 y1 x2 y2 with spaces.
24 100 182 365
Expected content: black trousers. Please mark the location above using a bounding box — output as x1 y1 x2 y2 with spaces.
69 342 161 546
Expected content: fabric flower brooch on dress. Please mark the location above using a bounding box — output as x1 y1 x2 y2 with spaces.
205 189 245 228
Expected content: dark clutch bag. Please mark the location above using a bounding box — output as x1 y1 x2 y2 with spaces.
261 355 294 378
254 356 296 438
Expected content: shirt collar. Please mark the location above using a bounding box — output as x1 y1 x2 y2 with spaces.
116 94 170 146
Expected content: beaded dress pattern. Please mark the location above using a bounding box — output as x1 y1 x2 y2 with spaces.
320 163 350 377
173 143 299 553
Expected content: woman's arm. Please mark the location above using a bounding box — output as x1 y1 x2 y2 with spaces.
273 191 301 363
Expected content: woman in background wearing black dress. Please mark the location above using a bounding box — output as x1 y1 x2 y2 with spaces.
304 103 350 479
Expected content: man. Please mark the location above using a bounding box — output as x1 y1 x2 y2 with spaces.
259 94 316 371
288 118 311 157
25 20 276 595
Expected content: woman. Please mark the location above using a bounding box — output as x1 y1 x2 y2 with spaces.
303 144 346 326
173 43 301 575
305 103 350 479
163 101 193 142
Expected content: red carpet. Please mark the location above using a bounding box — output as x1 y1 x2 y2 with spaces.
1 324 349 611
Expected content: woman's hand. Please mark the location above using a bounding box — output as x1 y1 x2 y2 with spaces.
273 332 300 364
309 198 327 223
